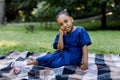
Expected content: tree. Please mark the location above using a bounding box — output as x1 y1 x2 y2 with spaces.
5 0 37 22
16 0 38 21
35 0 94 20
94 0 112 29
35 0 86 28
99 0 107 29
113 0 120 18
0 0 5 25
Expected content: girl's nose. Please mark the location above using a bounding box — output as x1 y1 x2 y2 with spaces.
63 23 67 27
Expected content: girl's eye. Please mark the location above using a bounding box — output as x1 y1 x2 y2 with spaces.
59 23 63 26
64 20 68 23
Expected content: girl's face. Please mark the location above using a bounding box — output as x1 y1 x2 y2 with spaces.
57 14 74 34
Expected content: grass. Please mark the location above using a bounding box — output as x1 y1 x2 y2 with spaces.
0 26 120 55
89 30 120 54
0 16 120 55
0 26 57 55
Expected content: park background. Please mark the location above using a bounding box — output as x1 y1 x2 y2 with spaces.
0 0 120 54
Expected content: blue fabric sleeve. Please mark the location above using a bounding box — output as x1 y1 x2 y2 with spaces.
79 27 92 47
53 34 59 49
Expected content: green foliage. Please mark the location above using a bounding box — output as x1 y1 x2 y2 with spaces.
113 0 120 18
35 0 119 21
98 0 109 4
35 0 100 20
35 1 56 17
5 0 120 22
5 0 37 22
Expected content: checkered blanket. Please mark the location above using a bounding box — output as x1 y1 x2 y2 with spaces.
0 51 120 80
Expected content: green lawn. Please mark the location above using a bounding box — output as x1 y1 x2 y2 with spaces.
89 30 120 54
0 26 57 54
0 25 120 55
0 15 120 55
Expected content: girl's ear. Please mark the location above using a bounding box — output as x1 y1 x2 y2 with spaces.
70 17 74 22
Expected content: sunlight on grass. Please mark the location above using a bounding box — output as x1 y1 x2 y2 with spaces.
0 40 17 47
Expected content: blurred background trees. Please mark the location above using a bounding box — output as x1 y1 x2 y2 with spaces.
5 0 37 22
0 0 119 29
0 0 5 25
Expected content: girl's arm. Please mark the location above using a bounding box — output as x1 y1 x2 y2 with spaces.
57 29 64 51
80 45 88 70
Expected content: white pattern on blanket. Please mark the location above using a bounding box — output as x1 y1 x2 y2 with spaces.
0 51 120 80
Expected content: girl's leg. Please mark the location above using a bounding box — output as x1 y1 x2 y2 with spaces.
11 53 51 68
11 60 39 68
27 52 52 66
27 60 39 65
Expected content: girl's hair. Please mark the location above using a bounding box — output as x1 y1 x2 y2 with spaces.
56 11 70 20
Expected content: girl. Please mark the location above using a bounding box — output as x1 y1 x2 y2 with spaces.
12 11 92 70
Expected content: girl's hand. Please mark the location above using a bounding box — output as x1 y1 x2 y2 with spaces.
80 63 88 70
59 29 64 35
59 27 66 35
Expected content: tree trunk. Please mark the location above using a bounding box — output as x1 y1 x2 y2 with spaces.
0 0 5 25
101 2 107 29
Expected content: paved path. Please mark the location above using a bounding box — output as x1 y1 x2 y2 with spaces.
1 12 113 27
3 14 103 27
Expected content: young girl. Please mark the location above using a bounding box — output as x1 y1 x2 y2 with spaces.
12 11 92 70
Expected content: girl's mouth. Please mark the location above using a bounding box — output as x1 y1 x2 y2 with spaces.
66 28 70 31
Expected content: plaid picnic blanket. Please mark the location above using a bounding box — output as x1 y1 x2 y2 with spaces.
0 51 120 80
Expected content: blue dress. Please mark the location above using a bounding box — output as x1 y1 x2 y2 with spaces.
36 26 92 68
